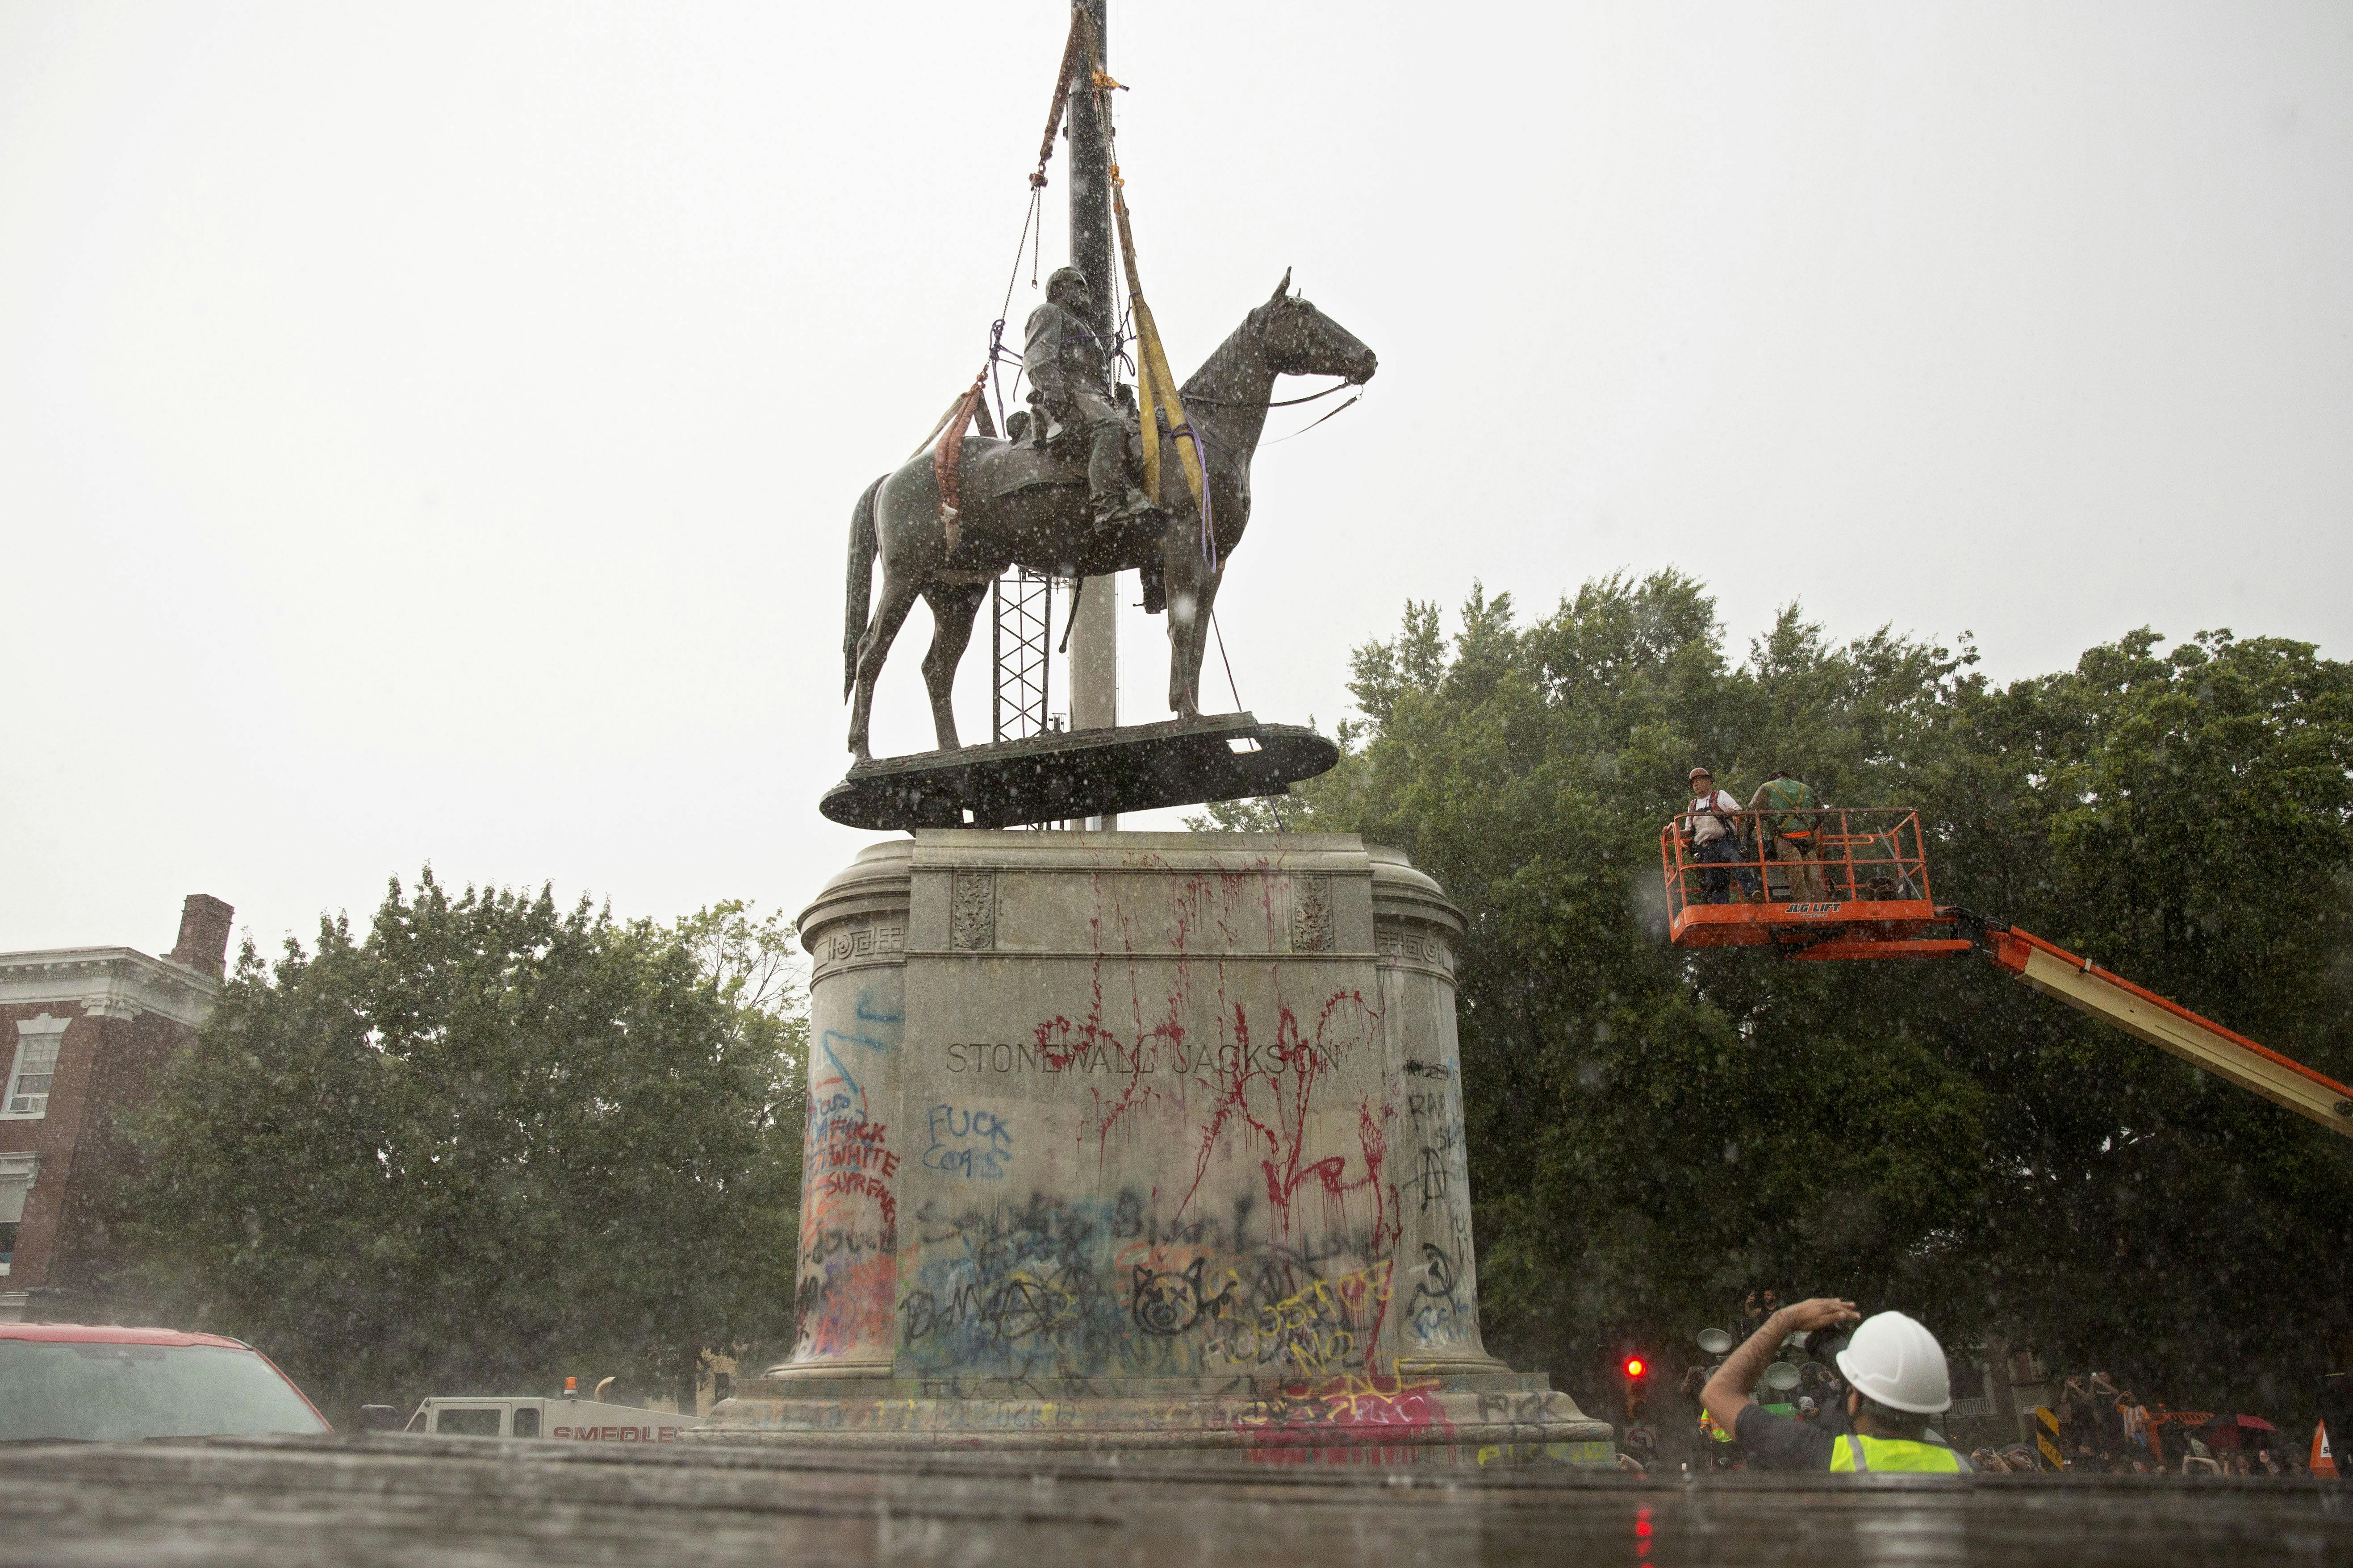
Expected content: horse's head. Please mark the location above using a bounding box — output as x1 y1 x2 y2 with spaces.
1250 270 1377 385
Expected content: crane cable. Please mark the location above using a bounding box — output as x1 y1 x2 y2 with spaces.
1041 9 1287 822
924 5 1114 557
937 9 1250 730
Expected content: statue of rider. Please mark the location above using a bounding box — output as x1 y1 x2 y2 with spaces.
1024 265 1155 527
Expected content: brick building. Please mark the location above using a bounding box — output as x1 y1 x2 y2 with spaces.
0 895 231 1321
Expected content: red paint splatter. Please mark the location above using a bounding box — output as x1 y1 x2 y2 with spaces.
1233 1374 1455 1464
1174 988 1376 1233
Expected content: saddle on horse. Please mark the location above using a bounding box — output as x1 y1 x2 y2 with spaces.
952 435 1174 613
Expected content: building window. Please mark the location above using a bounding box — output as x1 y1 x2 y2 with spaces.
0 1152 34 1275
4 1015 69 1119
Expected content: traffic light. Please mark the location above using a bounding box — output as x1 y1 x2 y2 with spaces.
1618 1343 1652 1421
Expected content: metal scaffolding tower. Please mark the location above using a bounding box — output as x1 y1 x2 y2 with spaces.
991 570 1054 742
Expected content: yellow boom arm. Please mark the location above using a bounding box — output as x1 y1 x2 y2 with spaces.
1984 924 2353 1138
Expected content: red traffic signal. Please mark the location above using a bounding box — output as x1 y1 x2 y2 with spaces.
1623 1355 1648 1380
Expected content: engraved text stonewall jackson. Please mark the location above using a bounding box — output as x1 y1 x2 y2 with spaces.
945 1038 1326 1079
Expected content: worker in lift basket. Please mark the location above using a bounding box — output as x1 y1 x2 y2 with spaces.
1682 767 1761 904
1701 1298 1972 1472
1748 768 1828 902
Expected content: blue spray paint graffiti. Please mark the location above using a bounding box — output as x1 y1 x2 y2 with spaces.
815 988 902 1127
922 1105 1014 1180
897 1189 1393 1381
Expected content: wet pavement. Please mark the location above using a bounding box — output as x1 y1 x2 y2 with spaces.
1 1436 2347 1566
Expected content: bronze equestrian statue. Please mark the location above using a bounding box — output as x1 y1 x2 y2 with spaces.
842 272 1375 760
1024 266 1158 531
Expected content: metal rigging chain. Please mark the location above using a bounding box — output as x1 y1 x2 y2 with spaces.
1111 293 1138 380
986 185 1045 430
1264 392 1363 444
1204 609 1284 829
1187 379 1359 410
987 8 1127 438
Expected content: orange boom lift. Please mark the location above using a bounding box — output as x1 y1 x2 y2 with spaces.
1659 808 2353 1138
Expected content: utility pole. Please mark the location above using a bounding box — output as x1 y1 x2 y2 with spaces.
1065 0 1118 824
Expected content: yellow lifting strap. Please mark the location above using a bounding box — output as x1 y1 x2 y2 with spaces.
1109 169 1205 513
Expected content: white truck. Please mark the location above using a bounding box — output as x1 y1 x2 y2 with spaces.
402 1392 703 1443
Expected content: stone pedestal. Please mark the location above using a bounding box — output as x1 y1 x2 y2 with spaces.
701 831 1610 1464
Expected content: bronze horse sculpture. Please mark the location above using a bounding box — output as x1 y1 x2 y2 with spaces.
843 274 1376 759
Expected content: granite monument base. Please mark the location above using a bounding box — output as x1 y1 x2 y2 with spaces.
697 832 1609 1465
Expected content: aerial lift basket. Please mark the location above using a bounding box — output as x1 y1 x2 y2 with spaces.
1659 807 1970 960
1658 805 2353 1136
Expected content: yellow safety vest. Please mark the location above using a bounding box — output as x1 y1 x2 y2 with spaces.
1830 1433 1970 1473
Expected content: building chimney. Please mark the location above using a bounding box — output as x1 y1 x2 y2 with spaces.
166 894 234 978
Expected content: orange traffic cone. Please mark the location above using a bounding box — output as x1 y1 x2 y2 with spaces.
2313 1421 2338 1478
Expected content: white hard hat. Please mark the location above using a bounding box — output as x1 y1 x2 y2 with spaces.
1834 1310 1952 1414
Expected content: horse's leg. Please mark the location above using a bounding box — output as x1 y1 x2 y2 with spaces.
848 567 922 760
920 579 990 752
1180 560 1229 717
1162 527 1210 720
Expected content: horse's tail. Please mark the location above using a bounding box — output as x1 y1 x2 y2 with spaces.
844 475 885 702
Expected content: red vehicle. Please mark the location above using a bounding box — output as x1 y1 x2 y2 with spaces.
0 1323 330 1442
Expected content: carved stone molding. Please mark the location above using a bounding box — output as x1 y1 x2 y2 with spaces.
950 871 998 951
810 920 907 979
1376 920 1453 976
1288 876 1334 954
0 950 218 1028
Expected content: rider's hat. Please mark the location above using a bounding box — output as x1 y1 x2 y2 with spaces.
1688 766 1713 781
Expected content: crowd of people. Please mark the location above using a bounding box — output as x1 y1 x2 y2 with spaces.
1991 1371 2309 1476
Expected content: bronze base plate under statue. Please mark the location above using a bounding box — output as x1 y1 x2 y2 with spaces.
821 713 1339 831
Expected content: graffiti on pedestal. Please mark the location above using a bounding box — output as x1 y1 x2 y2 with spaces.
794 985 903 1361
1234 1373 1455 1466
921 1105 1014 1180
1400 1055 1480 1349
1131 1257 1227 1336
897 1183 1399 1382
1404 1074 1467 1213
900 969 1409 1379
1203 1257 1393 1375
1407 1241 1465 1343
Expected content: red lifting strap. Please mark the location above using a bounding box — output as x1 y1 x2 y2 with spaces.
931 371 994 556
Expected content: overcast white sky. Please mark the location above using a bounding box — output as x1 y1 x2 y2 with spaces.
4 2 2348 959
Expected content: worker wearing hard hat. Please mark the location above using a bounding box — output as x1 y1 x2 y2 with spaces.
1681 766 1761 904
1701 1297 1971 1473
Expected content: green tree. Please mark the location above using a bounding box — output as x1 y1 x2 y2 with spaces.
673 896 810 1226
1922 629 2353 1416
1255 577 2353 1426
123 873 805 1423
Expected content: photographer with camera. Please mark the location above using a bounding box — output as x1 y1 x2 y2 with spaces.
1701 1297 1971 1473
